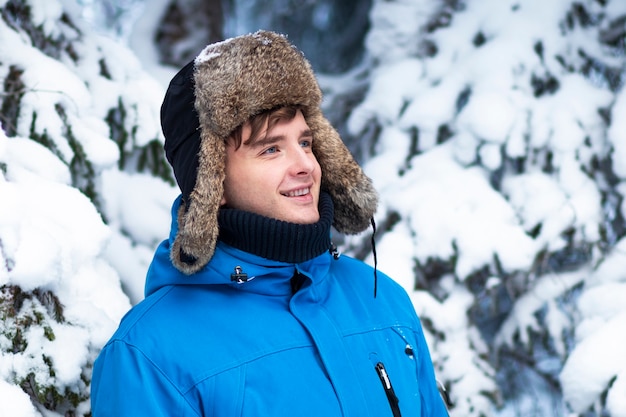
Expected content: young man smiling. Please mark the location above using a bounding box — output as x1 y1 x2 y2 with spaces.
90 31 449 417
222 107 322 225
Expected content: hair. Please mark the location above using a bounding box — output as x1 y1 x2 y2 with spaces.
228 106 301 149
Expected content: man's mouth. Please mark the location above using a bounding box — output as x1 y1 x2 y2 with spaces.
282 187 310 197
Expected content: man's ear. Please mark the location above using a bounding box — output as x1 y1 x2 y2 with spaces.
220 195 227 206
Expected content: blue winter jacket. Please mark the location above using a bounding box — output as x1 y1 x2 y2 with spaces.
91 198 448 416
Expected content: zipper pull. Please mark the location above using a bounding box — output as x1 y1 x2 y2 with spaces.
375 362 402 417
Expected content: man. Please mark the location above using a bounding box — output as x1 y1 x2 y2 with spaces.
91 30 448 416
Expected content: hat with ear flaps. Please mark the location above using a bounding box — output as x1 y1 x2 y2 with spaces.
161 30 378 275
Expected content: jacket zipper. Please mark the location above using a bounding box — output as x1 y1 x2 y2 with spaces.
375 362 402 417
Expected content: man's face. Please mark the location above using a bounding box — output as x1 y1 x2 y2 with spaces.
221 110 322 224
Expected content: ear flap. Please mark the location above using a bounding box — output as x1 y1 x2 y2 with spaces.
306 109 378 234
170 130 226 274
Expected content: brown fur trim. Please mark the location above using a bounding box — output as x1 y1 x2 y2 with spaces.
193 31 321 138
171 130 226 274
307 109 378 233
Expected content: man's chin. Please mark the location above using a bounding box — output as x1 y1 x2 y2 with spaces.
282 211 320 225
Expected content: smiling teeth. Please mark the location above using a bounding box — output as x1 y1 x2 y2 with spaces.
285 188 309 197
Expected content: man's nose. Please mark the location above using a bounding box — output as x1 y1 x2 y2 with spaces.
289 145 315 175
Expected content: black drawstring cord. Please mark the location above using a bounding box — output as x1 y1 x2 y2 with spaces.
371 217 378 298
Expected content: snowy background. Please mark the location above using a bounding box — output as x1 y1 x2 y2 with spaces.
1 0 625 416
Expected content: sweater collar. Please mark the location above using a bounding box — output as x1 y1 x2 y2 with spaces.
217 192 334 264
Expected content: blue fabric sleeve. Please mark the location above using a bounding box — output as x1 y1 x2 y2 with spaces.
91 340 197 417
414 322 449 417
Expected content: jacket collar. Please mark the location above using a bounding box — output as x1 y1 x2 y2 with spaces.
144 196 334 298
145 241 332 298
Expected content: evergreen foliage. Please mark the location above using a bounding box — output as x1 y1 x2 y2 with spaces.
0 0 171 414
340 1 626 416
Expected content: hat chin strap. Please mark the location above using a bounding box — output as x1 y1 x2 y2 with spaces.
371 217 379 298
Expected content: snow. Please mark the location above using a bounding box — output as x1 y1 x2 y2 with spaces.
560 310 626 415
347 59 423 133
349 1 626 416
0 171 107 289
558 242 626 416
0 380 39 417
365 0 438 62
367 143 537 279
458 90 517 144
29 0 65 37
608 87 626 179
1 1 174 414
1 0 626 416
412 285 497 417
127 0 179 87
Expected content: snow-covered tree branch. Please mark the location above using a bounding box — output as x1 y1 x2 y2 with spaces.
1 0 625 416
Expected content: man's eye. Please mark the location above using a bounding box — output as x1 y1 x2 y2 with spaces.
262 146 277 154
300 139 312 148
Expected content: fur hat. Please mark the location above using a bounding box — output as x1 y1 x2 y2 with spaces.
161 30 378 274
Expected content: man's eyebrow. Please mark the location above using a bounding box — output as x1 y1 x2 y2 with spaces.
245 128 313 148
245 134 283 148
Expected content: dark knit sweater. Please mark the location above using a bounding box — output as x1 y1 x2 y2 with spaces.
217 192 333 264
